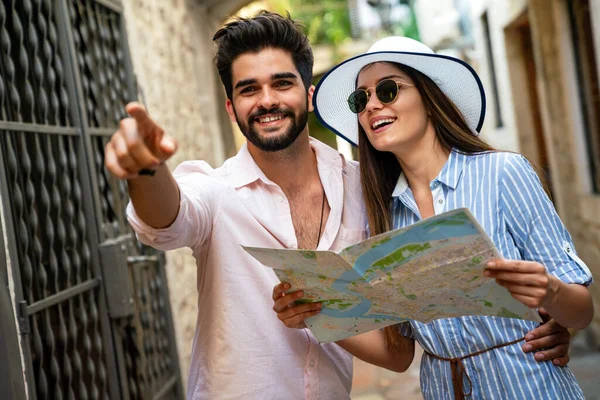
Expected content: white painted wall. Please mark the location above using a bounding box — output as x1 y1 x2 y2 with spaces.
356 0 412 37
412 0 521 151
466 0 525 151
414 0 461 48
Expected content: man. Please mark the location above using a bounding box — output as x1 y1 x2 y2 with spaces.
104 11 572 400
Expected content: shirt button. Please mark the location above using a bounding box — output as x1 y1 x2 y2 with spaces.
309 360 315 367
438 199 444 204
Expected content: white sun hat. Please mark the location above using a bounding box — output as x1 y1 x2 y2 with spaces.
313 36 486 145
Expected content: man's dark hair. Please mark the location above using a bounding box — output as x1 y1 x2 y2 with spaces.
213 11 314 100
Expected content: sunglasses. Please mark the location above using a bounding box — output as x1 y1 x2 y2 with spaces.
347 79 414 114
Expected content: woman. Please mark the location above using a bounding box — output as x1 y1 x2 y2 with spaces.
272 37 593 399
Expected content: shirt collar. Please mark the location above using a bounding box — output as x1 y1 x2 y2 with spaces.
226 137 342 189
391 173 409 197
436 148 467 189
391 148 467 197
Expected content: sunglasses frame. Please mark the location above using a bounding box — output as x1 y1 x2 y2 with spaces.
348 79 414 114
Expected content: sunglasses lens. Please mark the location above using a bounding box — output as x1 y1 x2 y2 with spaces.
376 79 398 104
348 91 368 114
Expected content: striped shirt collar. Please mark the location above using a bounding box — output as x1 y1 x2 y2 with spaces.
392 148 468 197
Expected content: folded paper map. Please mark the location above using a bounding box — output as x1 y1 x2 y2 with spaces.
244 208 542 343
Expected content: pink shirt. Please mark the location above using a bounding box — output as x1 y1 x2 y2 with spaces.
127 138 367 400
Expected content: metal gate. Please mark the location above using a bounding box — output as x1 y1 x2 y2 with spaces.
0 0 184 399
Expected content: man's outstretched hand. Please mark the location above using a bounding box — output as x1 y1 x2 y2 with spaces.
523 308 571 366
104 102 177 179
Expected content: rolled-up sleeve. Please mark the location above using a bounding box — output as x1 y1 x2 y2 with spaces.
126 161 223 251
500 154 592 286
397 321 415 339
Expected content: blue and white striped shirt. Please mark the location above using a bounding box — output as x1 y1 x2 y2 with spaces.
392 149 592 400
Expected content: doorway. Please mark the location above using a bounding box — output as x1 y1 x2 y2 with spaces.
504 11 555 198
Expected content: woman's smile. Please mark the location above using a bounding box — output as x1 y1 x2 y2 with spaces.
370 115 397 133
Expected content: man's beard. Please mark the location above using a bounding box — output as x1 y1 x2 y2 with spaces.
235 104 309 152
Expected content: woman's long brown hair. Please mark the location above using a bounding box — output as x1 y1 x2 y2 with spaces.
358 63 497 351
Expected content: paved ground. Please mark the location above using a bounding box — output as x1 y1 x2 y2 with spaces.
568 327 600 400
350 328 600 400
351 346 424 400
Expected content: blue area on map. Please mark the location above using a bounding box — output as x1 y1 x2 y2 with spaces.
320 211 478 320
320 269 406 320
353 216 478 276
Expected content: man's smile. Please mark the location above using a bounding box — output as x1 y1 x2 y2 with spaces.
255 113 288 127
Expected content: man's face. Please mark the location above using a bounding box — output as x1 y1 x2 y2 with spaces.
226 48 314 152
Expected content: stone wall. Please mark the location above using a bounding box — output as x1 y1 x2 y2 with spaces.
571 0 600 340
121 0 234 388
528 0 600 336
469 0 600 339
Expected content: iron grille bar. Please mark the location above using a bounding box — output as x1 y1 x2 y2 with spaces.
0 62 33 396
0 0 183 397
89 127 118 136
128 255 160 264
0 223 27 400
151 376 178 400
26 277 102 315
91 0 123 13
0 122 79 136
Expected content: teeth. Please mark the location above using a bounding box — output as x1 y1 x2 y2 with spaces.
372 118 395 129
259 115 284 123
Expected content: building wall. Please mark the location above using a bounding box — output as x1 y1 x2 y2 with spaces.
469 0 527 152
121 0 235 388
413 0 522 151
414 0 461 49
468 0 600 337
413 0 600 339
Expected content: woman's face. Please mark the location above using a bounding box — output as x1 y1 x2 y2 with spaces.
356 62 432 153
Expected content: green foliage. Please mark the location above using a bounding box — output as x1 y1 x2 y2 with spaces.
399 3 420 40
258 0 421 149
268 0 353 46
264 0 420 45
302 4 352 46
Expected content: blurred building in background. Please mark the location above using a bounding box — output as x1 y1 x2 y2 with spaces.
414 0 600 346
352 1 600 397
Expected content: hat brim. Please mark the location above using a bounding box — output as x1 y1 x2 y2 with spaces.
313 51 486 146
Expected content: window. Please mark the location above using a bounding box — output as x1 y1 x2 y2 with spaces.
568 0 600 193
